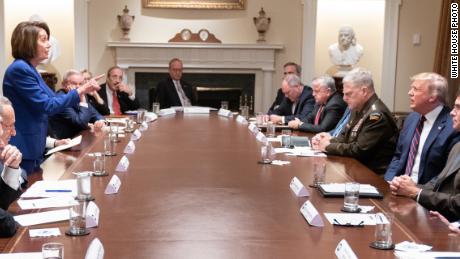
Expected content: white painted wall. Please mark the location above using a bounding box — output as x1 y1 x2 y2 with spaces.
87 0 304 100
4 0 74 83
315 0 385 94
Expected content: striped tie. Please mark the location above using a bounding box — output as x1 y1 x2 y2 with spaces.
405 116 426 175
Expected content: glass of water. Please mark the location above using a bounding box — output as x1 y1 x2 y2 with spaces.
221 101 229 110
372 212 394 249
42 242 64 259
66 201 89 236
343 182 360 212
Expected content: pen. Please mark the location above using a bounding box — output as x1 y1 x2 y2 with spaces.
45 190 72 193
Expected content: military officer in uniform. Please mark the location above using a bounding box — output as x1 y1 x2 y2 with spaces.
312 68 398 174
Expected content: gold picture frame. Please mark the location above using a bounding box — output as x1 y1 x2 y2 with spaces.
143 0 245 10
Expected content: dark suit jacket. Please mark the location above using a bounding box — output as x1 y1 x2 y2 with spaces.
269 85 315 123
384 106 460 184
267 88 285 114
298 91 347 133
156 77 196 109
89 84 140 115
0 163 23 237
49 90 104 139
419 141 460 221
3 59 80 170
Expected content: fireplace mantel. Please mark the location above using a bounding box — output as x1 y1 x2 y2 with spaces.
107 41 283 111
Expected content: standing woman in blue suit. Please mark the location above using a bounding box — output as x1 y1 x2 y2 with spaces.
2 21 101 174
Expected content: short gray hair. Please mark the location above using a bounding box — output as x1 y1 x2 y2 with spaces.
62 69 81 86
0 96 12 116
410 72 447 104
343 68 374 91
312 75 336 93
284 74 302 88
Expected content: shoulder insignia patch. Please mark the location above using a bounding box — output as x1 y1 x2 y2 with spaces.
369 112 382 121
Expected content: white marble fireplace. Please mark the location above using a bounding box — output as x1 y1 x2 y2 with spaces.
107 42 283 112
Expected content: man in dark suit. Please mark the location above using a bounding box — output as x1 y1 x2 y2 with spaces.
385 73 460 184
89 66 140 115
156 58 196 109
49 70 105 139
267 62 301 114
268 74 315 124
390 93 460 221
288 75 346 133
0 99 27 237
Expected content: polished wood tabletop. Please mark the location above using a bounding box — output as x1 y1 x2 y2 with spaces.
2 112 459 258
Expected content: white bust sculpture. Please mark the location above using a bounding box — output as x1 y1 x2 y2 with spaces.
328 25 363 74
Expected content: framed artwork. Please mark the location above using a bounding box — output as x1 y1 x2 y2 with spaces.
142 0 245 10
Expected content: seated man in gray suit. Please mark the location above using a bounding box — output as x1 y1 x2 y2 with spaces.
288 75 346 133
390 92 460 222
0 97 27 237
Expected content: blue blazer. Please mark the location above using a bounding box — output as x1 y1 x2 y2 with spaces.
3 59 80 163
269 86 315 123
49 90 104 139
384 106 460 184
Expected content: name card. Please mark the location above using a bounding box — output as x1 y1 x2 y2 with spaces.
85 201 100 228
139 121 148 131
131 129 141 141
248 123 259 134
85 238 104 259
256 131 268 144
123 141 136 154
184 107 210 114
218 108 233 118
335 239 358 259
116 156 129 172
300 200 324 227
159 108 176 116
236 115 248 124
104 175 121 195
290 177 310 197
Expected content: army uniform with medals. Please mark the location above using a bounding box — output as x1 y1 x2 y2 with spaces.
325 94 398 174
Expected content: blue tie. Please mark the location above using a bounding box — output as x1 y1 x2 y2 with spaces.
330 108 351 137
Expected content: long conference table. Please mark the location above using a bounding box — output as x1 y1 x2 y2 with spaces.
1 112 459 258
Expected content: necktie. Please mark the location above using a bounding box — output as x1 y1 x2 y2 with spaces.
175 81 191 106
405 116 426 175
112 91 121 115
314 105 324 125
330 108 350 137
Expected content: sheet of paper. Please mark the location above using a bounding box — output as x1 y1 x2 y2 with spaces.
320 183 380 195
395 241 433 252
271 160 291 166
18 196 78 210
45 135 82 156
14 209 69 226
324 213 377 226
394 251 459 259
0 253 42 259
29 227 61 238
21 180 77 198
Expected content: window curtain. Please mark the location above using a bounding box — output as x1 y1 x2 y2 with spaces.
434 0 460 106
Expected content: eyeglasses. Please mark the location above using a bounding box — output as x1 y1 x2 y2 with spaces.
283 71 295 75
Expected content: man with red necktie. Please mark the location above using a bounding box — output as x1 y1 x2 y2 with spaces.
89 66 140 115
288 75 346 133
